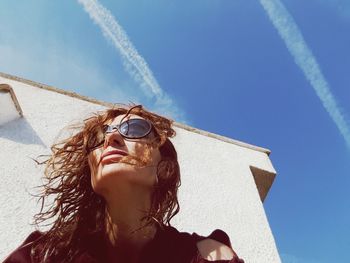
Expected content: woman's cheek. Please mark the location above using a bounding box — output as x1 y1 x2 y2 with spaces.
88 150 102 177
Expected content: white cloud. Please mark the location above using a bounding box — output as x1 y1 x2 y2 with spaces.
77 0 184 120
259 0 350 148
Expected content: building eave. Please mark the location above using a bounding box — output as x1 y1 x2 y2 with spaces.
0 71 271 154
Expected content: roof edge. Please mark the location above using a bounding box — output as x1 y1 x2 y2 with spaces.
0 72 116 108
0 71 271 155
174 122 271 154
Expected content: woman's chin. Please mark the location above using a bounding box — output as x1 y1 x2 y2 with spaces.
92 167 155 194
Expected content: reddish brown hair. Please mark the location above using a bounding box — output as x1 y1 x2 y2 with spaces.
31 104 181 262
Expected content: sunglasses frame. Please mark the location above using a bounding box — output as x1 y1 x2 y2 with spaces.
104 118 153 139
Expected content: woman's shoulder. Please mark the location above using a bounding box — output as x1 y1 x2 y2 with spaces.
191 228 244 263
3 231 44 263
160 226 244 263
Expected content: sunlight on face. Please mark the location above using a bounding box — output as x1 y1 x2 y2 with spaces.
88 114 161 197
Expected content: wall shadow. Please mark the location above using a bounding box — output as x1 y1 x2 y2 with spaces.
0 117 47 147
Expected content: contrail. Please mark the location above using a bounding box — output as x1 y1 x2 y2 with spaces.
77 0 173 109
259 0 350 147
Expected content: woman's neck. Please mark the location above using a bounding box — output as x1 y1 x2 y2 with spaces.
103 186 158 262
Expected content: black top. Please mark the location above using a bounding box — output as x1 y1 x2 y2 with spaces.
4 226 244 263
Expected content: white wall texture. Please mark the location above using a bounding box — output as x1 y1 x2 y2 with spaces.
0 75 281 262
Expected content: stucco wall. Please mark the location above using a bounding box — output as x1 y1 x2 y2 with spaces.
0 75 281 262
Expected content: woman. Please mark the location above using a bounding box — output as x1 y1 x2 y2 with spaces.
4 104 244 263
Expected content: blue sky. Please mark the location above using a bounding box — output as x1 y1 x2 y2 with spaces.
1 0 349 262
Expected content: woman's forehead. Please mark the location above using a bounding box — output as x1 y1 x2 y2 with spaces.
110 113 145 124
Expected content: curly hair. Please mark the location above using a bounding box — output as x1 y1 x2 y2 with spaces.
30 104 181 262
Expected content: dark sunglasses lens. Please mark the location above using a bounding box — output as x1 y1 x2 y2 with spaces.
119 119 151 138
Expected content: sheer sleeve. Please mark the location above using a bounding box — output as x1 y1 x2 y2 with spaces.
191 229 244 263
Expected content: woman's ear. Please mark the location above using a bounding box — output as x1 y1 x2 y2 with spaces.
156 159 173 182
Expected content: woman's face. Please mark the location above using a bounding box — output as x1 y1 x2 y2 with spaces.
88 114 161 196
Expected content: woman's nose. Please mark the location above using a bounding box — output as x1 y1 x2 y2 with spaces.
104 130 125 148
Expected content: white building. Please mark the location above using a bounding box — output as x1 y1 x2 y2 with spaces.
0 72 281 262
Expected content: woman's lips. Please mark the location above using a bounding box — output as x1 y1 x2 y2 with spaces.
101 150 128 164
101 154 124 164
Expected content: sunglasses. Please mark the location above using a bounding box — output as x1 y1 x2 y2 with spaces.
87 118 154 152
105 118 153 139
